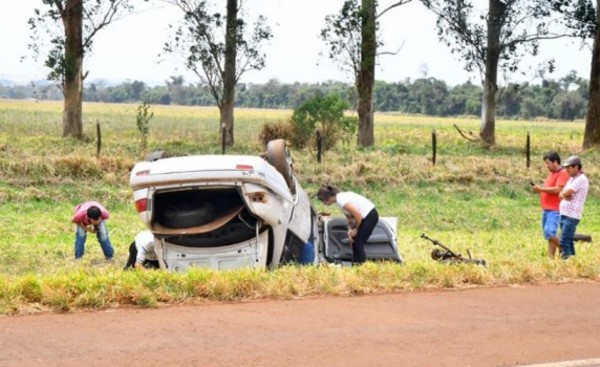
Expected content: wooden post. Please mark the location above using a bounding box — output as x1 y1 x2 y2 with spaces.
316 131 322 163
432 129 437 166
221 122 226 155
526 132 531 168
96 120 101 159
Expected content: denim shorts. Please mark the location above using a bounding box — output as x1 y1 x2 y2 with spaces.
542 210 560 240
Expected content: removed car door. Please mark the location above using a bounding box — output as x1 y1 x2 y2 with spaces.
321 216 402 265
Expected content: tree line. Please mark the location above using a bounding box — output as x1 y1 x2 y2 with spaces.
0 70 589 121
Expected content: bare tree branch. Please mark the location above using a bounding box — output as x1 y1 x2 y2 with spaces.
453 123 481 143
377 0 413 19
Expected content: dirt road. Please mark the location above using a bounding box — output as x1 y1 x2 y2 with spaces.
1 282 599 367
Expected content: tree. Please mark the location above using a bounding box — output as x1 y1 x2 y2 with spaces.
421 0 583 147
321 0 412 147
27 0 142 139
547 0 597 145
582 1 600 148
163 0 272 147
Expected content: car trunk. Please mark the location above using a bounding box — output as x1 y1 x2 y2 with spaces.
321 217 402 264
151 187 264 247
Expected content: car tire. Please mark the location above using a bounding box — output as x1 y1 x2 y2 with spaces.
145 150 172 162
266 139 296 194
160 202 215 228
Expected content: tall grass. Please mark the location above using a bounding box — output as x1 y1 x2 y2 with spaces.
0 99 598 315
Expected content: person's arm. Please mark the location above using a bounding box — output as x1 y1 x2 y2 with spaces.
134 242 149 269
72 207 85 224
533 170 569 194
73 211 94 233
560 179 579 200
532 184 564 194
343 202 362 239
555 171 572 198
560 187 575 200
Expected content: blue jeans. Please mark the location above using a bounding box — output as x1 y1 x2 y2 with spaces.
559 215 580 259
542 210 560 240
352 209 379 264
75 221 115 259
299 241 315 265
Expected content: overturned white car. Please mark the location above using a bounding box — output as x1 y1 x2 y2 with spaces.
129 140 401 271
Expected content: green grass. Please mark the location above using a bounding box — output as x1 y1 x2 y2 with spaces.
0 99 599 315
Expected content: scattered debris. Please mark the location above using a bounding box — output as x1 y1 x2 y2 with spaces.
420 233 486 267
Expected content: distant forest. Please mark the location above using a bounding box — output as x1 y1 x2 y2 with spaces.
0 71 589 121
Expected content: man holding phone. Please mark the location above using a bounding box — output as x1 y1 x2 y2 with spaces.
530 152 570 258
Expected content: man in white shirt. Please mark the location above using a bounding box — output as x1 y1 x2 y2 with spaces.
124 231 160 270
558 156 589 259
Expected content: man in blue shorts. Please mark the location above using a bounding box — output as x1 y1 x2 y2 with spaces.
531 152 569 258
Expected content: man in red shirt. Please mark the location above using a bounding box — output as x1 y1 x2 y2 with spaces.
71 201 115 260
531 152 570 258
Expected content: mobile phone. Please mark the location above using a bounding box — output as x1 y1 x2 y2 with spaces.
529 181 535 186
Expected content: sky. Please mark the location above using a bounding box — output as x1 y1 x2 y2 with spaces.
0 0 594 87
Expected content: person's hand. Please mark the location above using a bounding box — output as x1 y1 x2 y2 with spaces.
348 228 357 239
134 262 146 270
86 224 97 233
531 184 540 193
560 190 572 200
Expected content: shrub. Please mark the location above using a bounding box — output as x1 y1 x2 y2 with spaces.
258 120 295 146
290 94 357 150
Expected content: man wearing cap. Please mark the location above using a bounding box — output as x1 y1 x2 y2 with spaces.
558 156 589 259
531 151 570 258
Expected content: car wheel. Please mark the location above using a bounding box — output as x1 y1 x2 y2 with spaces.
160 202 215 228
145 150 172 162
266 139 296 194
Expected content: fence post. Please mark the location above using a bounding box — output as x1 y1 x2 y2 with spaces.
432 129 437 166
526 132 531 168
96 120 101 159
221 123 226 155
316 131 322 164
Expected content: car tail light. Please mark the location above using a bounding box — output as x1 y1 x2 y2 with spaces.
236 164 253 170
248 192 268 203
135 198 148 212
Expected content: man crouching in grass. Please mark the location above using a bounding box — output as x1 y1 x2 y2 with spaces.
72 201 115 261
124 230 160 270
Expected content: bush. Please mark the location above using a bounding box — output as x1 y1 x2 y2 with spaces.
258 121 295 146
290 94 357 150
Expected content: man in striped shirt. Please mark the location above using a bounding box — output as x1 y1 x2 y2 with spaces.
558 156 589 259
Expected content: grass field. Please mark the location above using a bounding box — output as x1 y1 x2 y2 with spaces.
0 99 598 315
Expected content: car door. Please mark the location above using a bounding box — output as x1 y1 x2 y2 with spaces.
321 216 403 265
